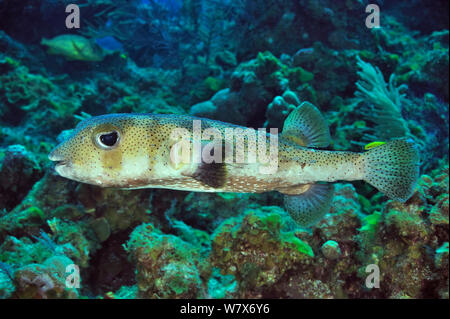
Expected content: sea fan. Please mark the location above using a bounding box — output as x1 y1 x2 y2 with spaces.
354 56 410 141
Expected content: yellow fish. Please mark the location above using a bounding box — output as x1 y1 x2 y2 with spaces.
364 141 386 150
41 34 105 62
49 102 420 226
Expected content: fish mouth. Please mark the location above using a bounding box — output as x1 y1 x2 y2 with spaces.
48 152 68 167
54 160 68 167
51 158 69 169
49 156 72 178
48 149 75 179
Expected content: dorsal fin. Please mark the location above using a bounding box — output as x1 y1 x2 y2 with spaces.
281 101 331 148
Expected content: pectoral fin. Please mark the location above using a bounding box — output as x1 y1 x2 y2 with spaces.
191 141 227 188
72 40 90 59
191 161 227 188
72 40 84 54
283 183 334 227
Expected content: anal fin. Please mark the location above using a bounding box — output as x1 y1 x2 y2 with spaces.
283 183 334 227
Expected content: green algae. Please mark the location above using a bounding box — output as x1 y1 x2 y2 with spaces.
207 267 237 298
280 232 314 257
436 242 449 255
286 66 314 85
359 211 382 237
191 76 226 102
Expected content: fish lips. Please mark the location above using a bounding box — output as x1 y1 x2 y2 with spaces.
49 157 73 179
48 149 69 168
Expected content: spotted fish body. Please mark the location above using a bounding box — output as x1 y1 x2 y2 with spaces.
49 102 420 226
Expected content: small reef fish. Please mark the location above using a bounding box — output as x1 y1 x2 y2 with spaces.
364 141 386 150
95 36 124 53
49 102 420 226
41 34 105 62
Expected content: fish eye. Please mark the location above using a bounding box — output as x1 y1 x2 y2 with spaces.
96 131 120 149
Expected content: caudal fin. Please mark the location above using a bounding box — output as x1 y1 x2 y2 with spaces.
363 138 420 202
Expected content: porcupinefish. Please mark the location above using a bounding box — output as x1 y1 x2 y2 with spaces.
41 34 105 62
48 102 420 226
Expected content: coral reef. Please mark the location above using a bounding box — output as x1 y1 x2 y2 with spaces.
190 51 314 127
0 145 43 211
210 207 314 297
14 255 79 299
125 223 205 298
0 0 448 300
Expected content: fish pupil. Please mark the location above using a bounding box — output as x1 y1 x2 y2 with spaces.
100 132 118 146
